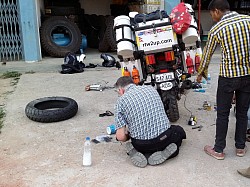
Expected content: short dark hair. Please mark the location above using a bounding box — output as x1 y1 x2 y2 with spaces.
114 76 134 88
208 0 230 11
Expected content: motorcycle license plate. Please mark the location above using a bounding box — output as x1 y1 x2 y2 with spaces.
160 82 173 90
155 72 174 83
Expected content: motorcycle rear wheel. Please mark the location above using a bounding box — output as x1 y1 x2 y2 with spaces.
161 90 180 122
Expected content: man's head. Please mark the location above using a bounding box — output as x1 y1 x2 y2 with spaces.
114 76 134 96
208 0 230 22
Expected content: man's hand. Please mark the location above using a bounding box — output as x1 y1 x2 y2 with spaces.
196 74 203 83
116 126 130 142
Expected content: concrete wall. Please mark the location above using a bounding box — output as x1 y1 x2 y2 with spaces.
197 10 214 35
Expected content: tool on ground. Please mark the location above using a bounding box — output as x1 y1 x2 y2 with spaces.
85 84 103 91
188 115 197 126
99 110 114 117
192 125 203 131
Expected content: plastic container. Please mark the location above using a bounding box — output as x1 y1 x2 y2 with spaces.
182 4 198 44
132 65 140 85
201 79 207 89
123 67 131 77
114 15 135 58
207 73 211 84
83 137 92 166
106 124 116 135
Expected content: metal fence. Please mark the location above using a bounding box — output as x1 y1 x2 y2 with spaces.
0 0 22 61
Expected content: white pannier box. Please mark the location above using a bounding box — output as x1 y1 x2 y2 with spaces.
134 18 177 54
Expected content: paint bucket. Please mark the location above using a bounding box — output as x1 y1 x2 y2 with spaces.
182 4 198 44
114 15 135 58
106 124 116 135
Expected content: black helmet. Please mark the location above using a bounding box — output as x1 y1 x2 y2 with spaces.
101 53 116 67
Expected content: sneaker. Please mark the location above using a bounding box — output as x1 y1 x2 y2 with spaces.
125 142 147 168
204 145 225 160
236 146 247 157
148 143 177 166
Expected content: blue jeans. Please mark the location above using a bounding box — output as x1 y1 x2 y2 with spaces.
214 75 250 153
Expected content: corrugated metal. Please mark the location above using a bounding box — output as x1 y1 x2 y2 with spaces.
0 0 22 61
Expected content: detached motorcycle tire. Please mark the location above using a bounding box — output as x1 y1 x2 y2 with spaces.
40 16 81 57
25 97 78 123
162 90 180 122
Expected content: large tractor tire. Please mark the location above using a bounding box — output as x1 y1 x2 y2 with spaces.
40 16 81 57
161 90 180 122
105 16 117 51
25 97 78 123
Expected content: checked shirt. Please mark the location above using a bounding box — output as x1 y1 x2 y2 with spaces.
198 11 250 78
115 84 170 140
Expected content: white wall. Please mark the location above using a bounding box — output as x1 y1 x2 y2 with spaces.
80 0 112 15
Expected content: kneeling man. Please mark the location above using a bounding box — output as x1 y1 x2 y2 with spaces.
114 76 186 167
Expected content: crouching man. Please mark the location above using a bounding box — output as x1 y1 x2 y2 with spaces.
114 76 186 167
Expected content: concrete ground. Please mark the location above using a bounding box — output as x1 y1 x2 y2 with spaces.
0 49 249 187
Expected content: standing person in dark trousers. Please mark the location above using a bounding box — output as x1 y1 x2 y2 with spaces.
196 0 250 160
114 76 186 167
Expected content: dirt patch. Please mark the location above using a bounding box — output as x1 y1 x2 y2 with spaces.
0 77 16 132
0 78 15 106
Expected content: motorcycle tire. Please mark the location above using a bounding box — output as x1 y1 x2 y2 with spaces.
25 96 78 123
40 16 82 57
161 90 180 122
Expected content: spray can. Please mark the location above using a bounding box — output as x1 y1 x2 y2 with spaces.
106 124 116 135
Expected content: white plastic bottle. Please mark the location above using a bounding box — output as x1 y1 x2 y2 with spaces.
83 137 92 166
207 73 211 84
202 79 207 89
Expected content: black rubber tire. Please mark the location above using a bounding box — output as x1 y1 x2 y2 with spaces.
98 30 110 52
161 90 180 122
106 17 117 51
40 16 82 57
25 97 78 123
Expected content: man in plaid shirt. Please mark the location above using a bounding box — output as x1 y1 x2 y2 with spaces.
114 76 186 168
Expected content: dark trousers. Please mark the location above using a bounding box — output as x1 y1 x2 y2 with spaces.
131 125 186 158
214 75 250 153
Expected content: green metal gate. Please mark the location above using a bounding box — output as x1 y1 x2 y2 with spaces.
0 0 22 61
